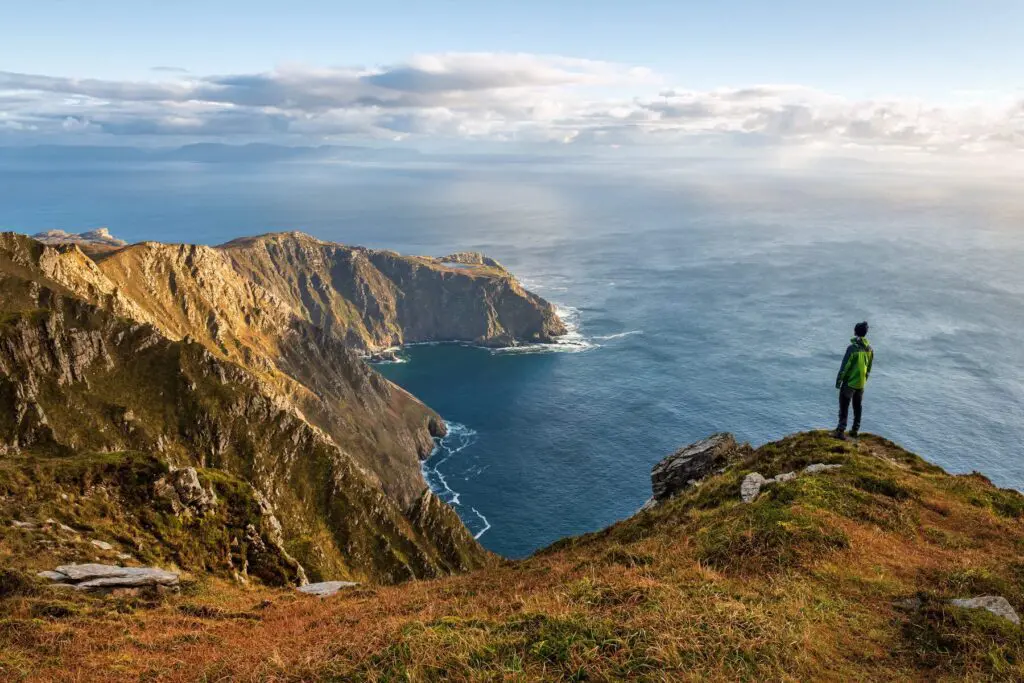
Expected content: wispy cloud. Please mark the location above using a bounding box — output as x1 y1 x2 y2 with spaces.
0 53 1020 158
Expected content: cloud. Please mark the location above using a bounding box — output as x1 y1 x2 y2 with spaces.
0 54 1021 158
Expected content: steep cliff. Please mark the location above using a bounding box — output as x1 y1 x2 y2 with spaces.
219 232 567 349
0 231 517 585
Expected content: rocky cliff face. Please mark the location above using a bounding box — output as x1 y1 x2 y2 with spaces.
0 229 562 586
219 232 567 349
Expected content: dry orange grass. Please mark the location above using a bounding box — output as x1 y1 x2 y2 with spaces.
3 432 1024 681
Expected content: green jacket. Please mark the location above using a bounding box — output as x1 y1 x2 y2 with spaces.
836 337 873 390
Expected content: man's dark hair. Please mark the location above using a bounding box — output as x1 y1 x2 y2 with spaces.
854 321 869 337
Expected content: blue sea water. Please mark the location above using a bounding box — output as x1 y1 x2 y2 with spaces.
3 157 1023 558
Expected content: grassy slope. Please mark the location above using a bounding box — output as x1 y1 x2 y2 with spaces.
3 432 1023 681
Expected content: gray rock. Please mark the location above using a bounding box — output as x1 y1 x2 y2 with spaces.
52 563 133 581
803 463 842 475
741 472 767 503
11 520 37 529
741 464 843 502
74 573 179 590
46 563 179 591
651 433 739 502
950 596 1021 625
895 597 923 612
297 581 359 597
90 539 114 551
44 518 78 534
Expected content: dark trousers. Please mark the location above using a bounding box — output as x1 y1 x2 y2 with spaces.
837 385 863 433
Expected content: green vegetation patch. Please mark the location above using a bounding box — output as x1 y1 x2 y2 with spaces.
903 598 1024 678
599 546 655 569
564 578 655 610
943 474 1024 519
347 612 653 681
696 500 849 574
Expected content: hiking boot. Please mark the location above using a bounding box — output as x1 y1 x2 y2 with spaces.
833 429 847 441
849 430 859 440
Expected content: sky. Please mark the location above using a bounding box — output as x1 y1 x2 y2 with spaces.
1 1 1022 159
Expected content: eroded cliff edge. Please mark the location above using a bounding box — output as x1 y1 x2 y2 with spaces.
0 230 566 586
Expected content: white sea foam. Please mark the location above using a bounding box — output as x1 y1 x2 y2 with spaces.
593 330 644 341
422 422 491 537
372 357 409 365
489 304 597 355
470 508 492 539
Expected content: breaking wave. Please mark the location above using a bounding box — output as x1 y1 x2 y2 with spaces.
490 305 641 355
423 422 492 539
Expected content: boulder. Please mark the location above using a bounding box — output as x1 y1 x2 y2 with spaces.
297 581 359 597
651 433 739 502
950 596 1021 625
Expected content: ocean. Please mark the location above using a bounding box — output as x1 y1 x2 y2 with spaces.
3 156 1023 558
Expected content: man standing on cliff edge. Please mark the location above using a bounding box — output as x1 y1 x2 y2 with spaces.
834 321 874 440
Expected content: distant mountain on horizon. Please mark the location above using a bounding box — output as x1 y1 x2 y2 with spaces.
0 142 425 164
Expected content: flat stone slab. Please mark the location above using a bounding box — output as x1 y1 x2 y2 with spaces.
37 570 69 581
75 573 179 590
40 563 179 591
298 581 359 597
950 596 1021 625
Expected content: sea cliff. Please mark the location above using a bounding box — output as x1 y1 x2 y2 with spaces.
0 229 566 586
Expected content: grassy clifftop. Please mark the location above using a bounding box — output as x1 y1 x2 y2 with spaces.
4 431 1023 681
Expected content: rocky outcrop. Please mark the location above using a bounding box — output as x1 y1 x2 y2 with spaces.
439 252 503 268
154 467 217 516
650 433 740 503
